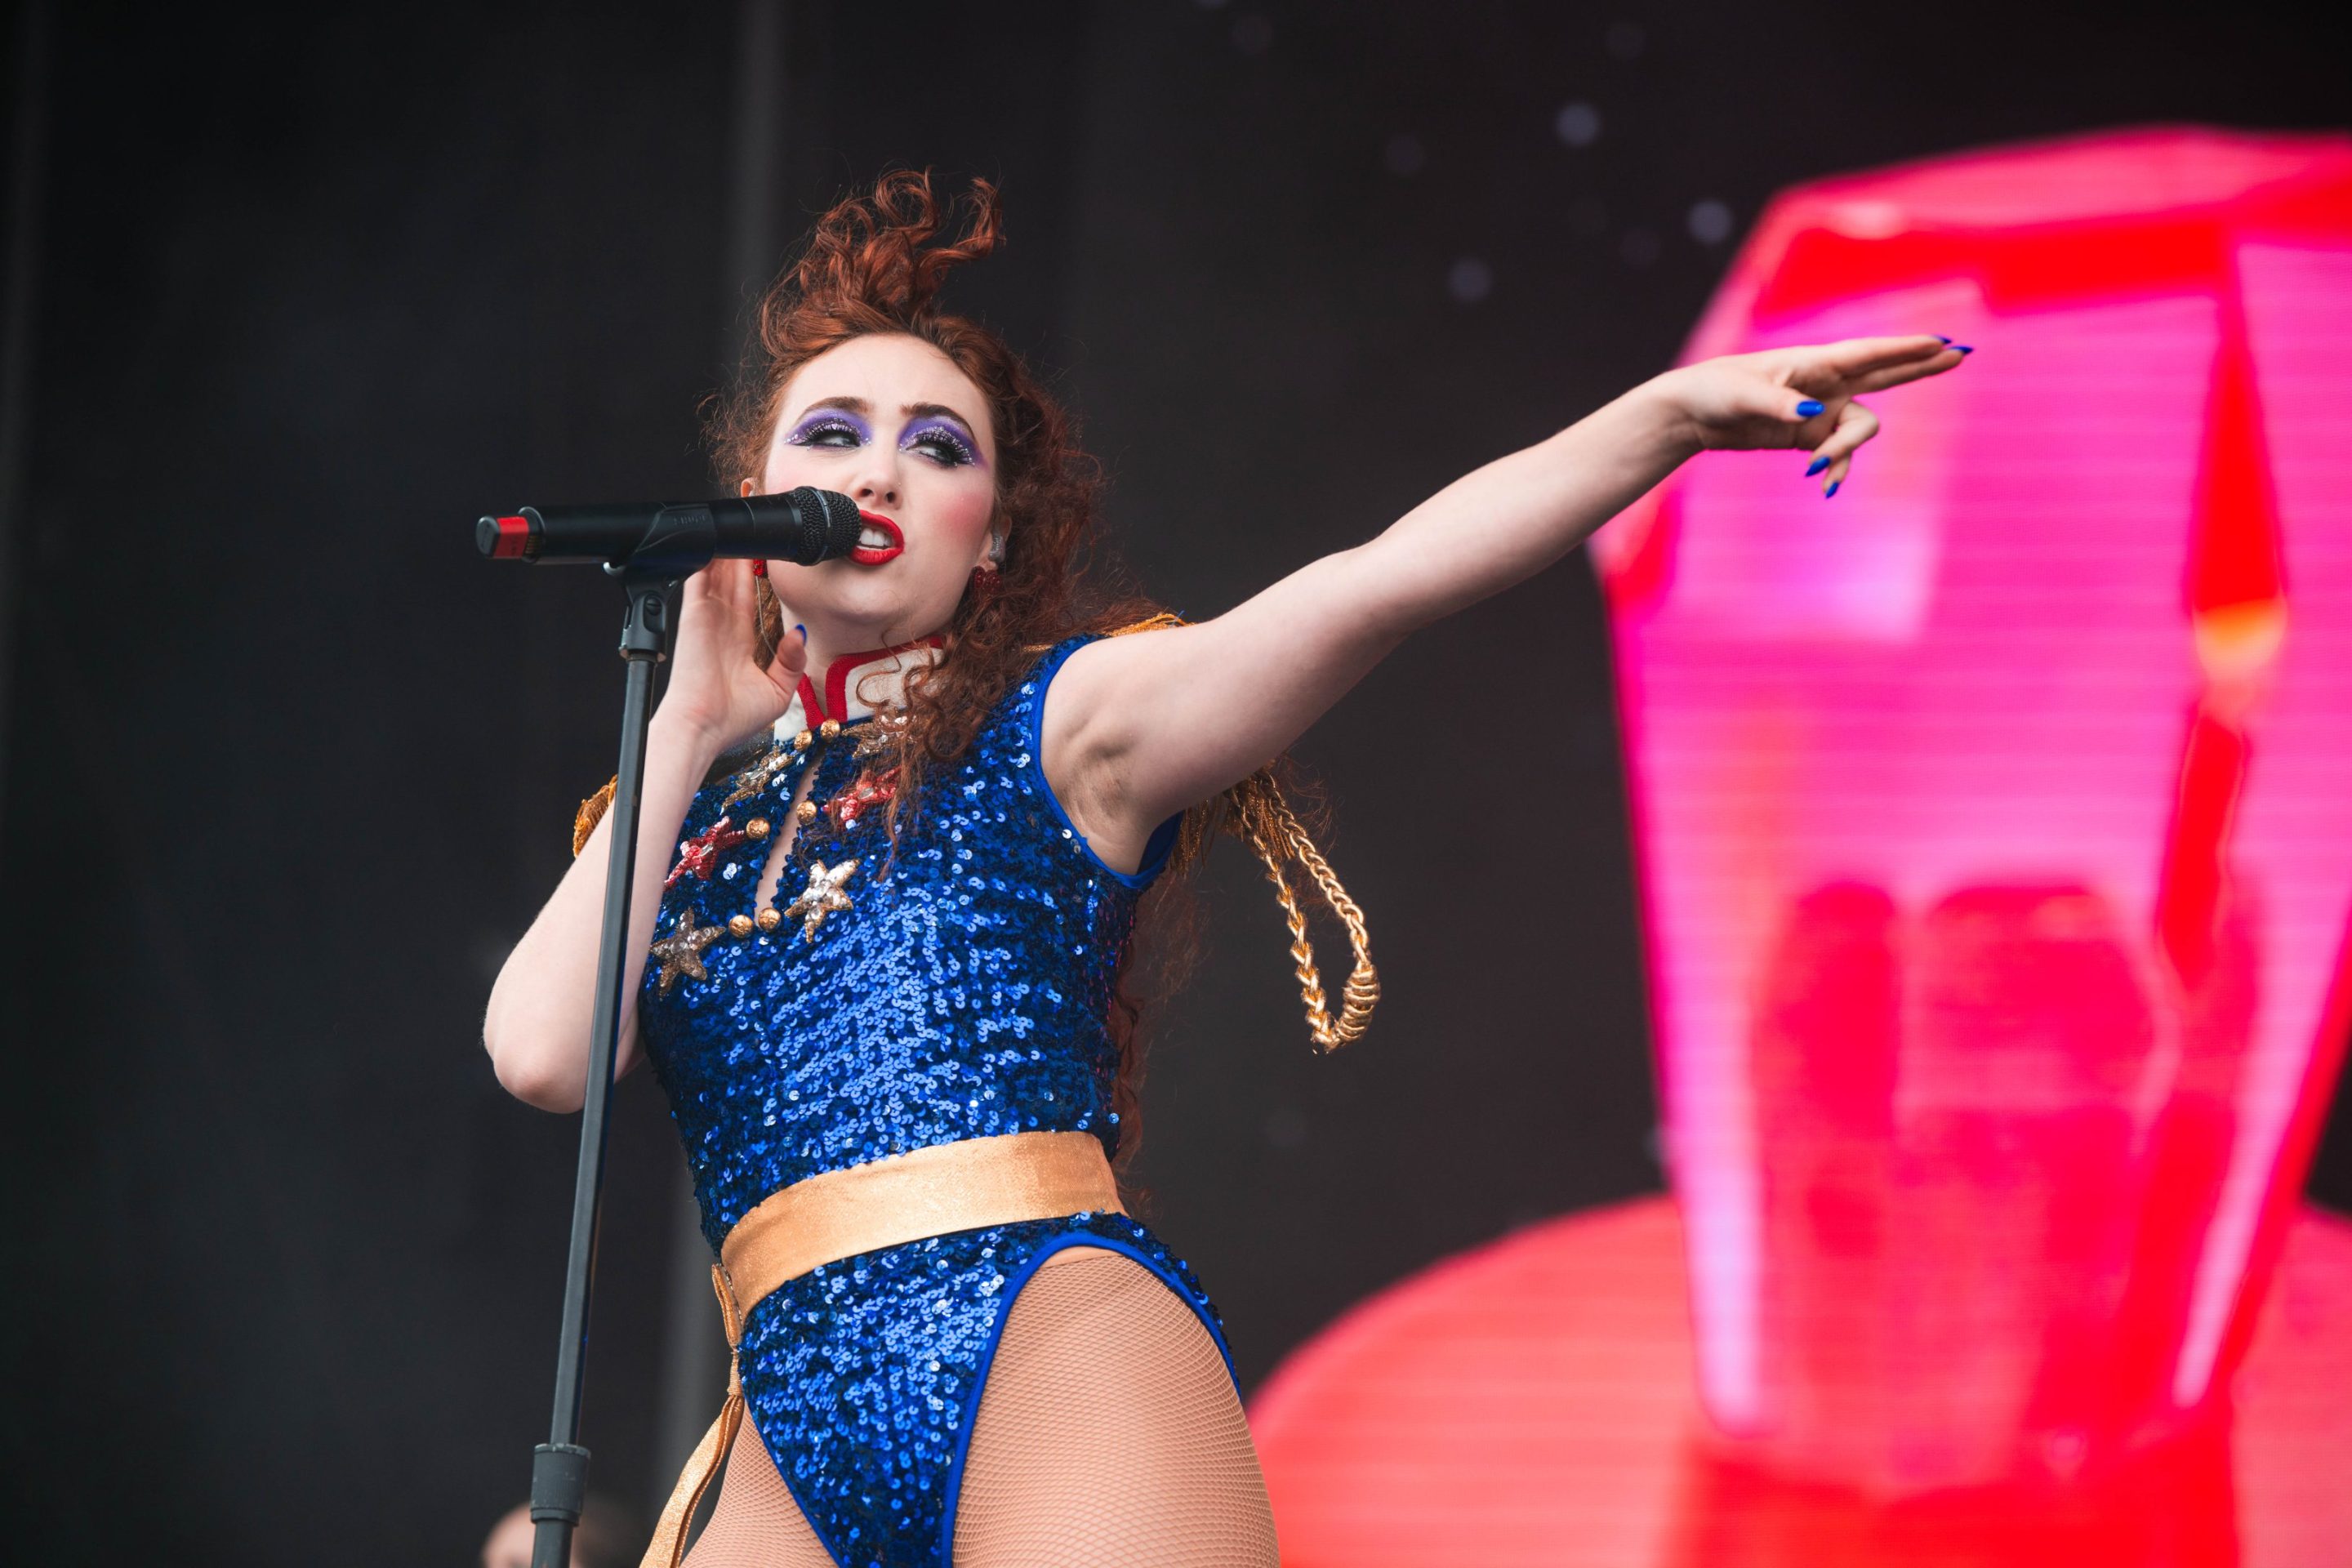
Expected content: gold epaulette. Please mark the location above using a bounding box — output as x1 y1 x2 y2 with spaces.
572 776 617 858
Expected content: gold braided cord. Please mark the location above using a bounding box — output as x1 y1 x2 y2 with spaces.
1214 769 1379 1052
1104 614 1379 1052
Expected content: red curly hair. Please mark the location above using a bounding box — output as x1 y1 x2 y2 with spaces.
711 171 1164 788
709 170 1180 1167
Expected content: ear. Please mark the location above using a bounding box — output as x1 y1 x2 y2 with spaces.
740 477 756 498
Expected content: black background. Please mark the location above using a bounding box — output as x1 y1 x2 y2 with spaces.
2 2 2346 1561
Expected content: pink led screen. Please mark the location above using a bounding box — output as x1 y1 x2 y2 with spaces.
1253 128 2352 1565
1592 127 2352 1486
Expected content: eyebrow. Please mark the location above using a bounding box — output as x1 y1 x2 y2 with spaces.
901 402 977 431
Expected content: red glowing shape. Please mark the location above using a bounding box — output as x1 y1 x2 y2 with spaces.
1250 1197 2352 1566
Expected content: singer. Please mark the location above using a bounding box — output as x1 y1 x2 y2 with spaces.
481 172 1962 1567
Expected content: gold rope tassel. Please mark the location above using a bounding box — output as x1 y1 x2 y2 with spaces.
1107 612 1379 1050
1218 770 1379 1052
640 1267 748 1568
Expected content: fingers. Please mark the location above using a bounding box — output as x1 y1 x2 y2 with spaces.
1816 333 1953 378
1725 372 1832 435
1775 332 1967 491
766 619 809 692
1849 345 1968 394
741 555 807 689
679 555 745 612
712 554 760 612
1800 400 1879 496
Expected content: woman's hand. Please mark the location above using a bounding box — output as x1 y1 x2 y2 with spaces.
1659 333 1968 495
655 559 808 758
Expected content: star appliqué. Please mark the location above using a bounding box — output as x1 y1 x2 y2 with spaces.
667 815 748 888
648 908 725 994
720 746 796 811
827 769 898 830
782 858 861 942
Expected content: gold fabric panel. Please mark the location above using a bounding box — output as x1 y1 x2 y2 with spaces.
718 1130 1123 1312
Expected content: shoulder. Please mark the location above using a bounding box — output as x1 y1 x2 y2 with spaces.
1031 617 1195 749
1018 635 1102 706
963 634 1087 726
1029 612 1192 723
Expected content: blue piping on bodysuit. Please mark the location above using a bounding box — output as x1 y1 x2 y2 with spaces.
933 1232 1241 1567
1022 637 1181 889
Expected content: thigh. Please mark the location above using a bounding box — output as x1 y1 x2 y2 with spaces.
682 1411 837 1568
951 1246 1280 1568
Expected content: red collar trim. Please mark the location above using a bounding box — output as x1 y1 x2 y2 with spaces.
795 636 947 724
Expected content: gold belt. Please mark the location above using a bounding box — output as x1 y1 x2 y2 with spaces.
641 1130 1125 1568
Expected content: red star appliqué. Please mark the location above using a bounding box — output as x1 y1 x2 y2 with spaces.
827 771 899 831
666 815 748 888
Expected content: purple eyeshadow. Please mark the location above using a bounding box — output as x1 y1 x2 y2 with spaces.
787 407 871 446
901 416 984 468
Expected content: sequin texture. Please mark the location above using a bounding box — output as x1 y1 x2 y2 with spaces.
637 639 1218 1567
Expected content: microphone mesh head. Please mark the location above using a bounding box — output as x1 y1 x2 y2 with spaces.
814 488 863 559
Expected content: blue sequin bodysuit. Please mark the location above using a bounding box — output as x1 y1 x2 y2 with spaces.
638 637 1228 1568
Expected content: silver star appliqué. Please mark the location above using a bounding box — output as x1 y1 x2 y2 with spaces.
782 858 860 942
648 908 725 994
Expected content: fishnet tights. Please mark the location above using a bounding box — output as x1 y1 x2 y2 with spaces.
683 1246 1278 1567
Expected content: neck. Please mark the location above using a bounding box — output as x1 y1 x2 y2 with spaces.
790 604 939 685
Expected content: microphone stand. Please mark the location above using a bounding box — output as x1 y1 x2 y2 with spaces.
528 565 680 1568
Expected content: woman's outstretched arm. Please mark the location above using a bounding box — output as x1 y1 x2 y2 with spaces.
1044 336 1966 865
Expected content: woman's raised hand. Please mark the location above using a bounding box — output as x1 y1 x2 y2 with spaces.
657 559 808 757
1660 334 1968 495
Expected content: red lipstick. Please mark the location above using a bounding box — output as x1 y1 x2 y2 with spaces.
852 510 905 564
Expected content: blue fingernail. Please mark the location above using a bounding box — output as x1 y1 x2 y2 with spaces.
1805 455 1829 477
1796 399 1824 417
1824 479 1842 498
1953 345 1974 354
1936 335 1953 344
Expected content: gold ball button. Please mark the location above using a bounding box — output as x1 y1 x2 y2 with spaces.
755 906 782 932
793 729 813 751
727 914 755 938
746 817 771 840
819 719 843 741
795 800 820 824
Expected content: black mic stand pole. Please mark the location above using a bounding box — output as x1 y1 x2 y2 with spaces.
528 564 680 1568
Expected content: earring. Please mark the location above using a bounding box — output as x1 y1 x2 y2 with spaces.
751 558 768 577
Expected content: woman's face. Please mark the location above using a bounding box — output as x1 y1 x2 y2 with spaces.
750 332 1000 653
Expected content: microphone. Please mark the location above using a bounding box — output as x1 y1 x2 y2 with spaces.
475 488 864 574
